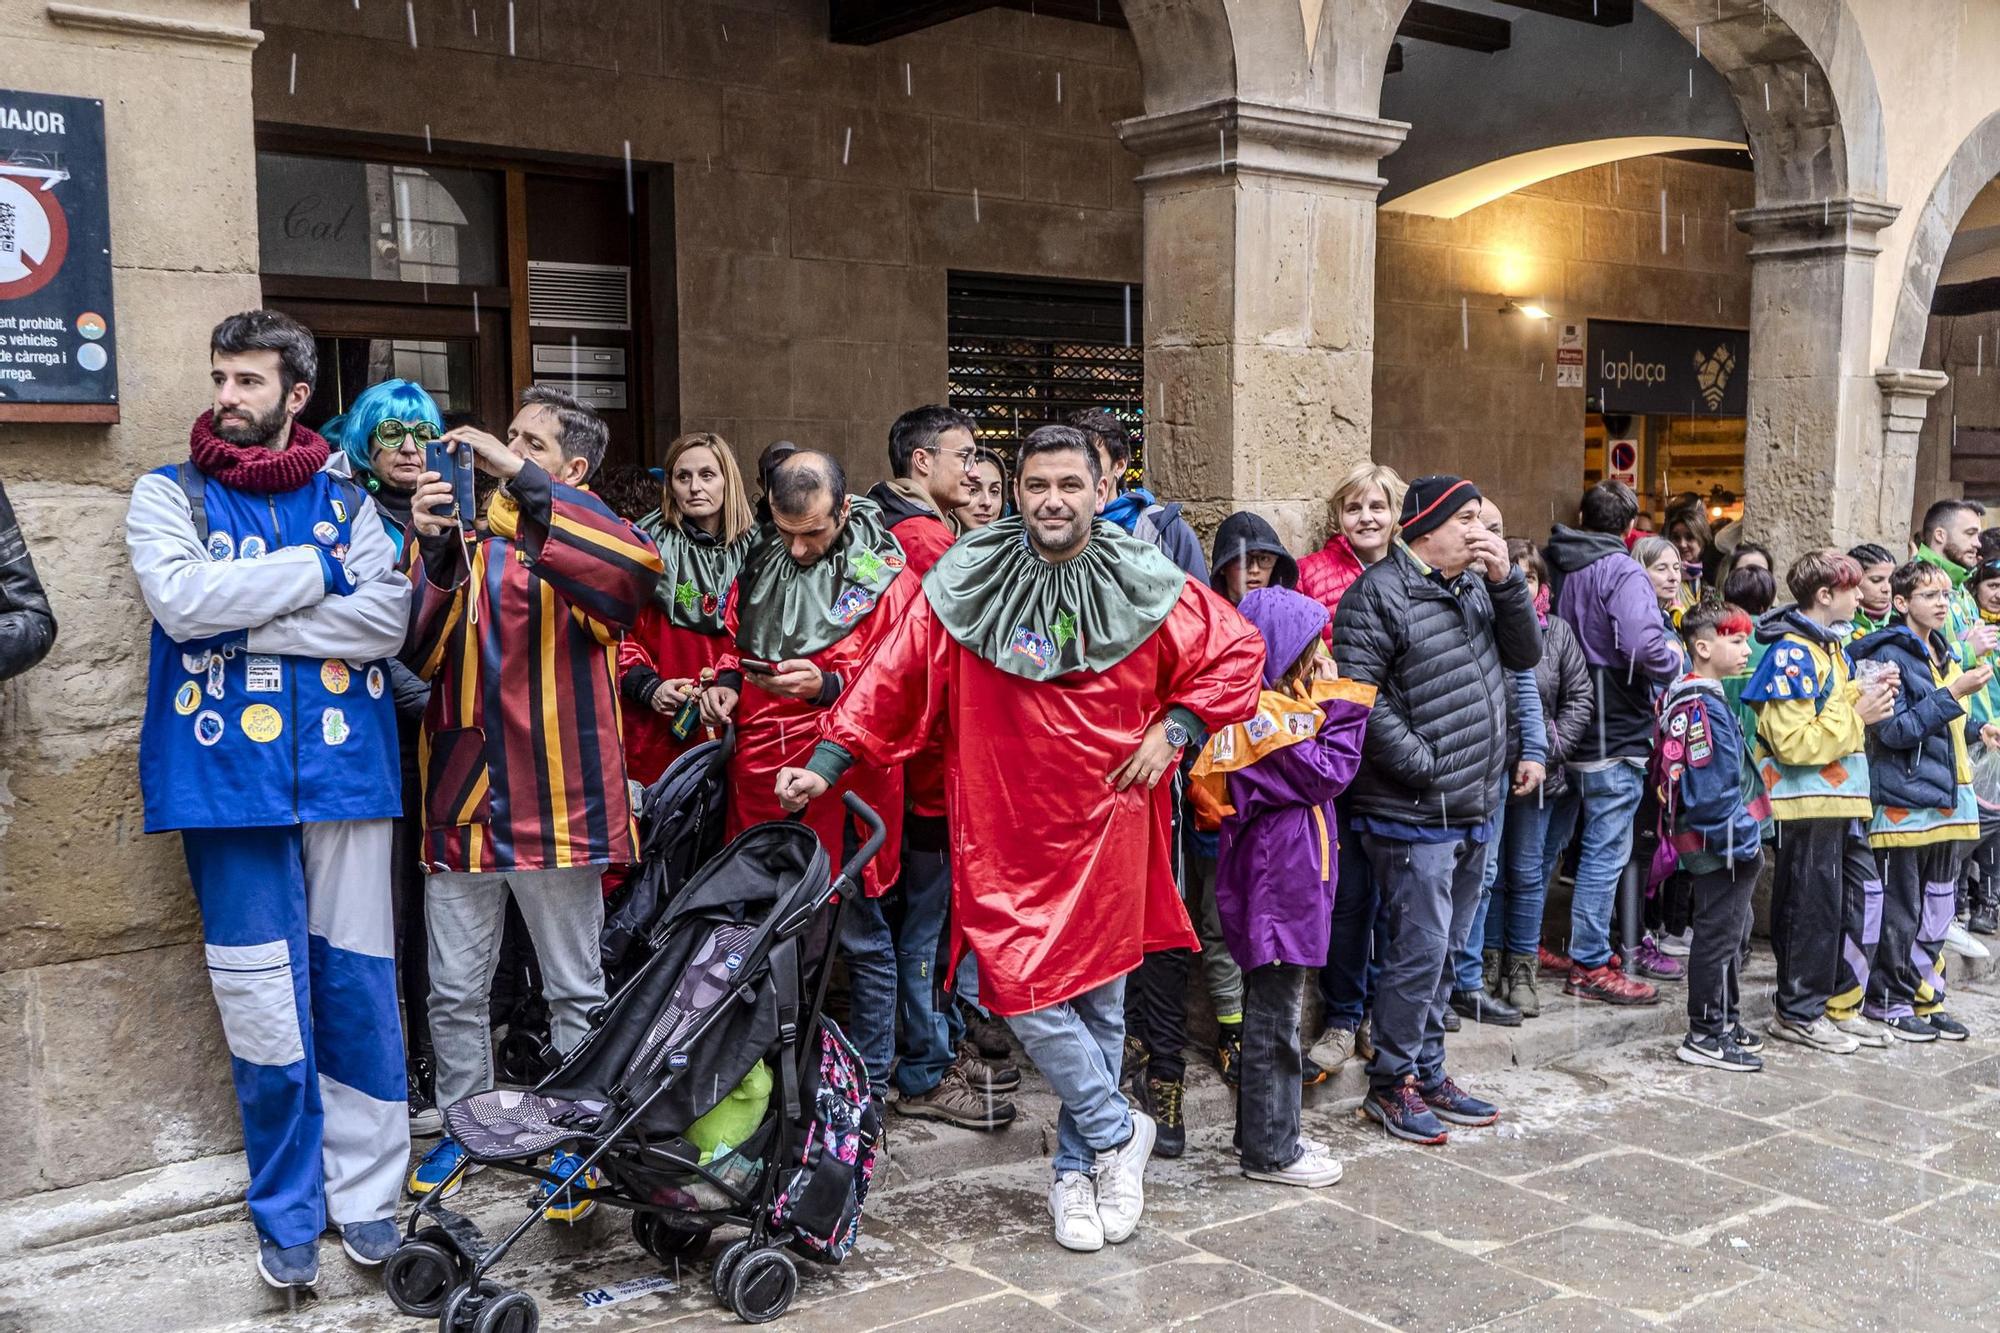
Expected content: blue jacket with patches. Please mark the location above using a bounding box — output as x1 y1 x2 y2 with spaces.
1848 622 1973 813
1657 674 1764 869
127 443 409 831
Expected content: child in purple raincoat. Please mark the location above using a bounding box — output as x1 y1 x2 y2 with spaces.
1192 586 1372 1188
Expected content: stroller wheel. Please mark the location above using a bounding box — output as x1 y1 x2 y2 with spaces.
633 1212 712 1263
437 1279 503 1333
384 1240 460 1318
729 1248 799 1324
711 1239 751 1305
473 1289 539 1333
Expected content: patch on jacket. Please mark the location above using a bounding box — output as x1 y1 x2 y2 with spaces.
1743 640 1830 704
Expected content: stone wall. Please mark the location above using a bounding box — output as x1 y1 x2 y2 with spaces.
1374 156 1757 539
1914 308 2000 515
248 0 1146 485
0 1 262 1202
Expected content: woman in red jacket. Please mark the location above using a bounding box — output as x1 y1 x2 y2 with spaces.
1297 461 1406 637
619 432 754 784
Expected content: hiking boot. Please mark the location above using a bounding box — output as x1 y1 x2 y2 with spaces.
1362 1076 1448 1145
1768 1015 1863 1053
407 1053 442 1139
1833 1014 1890 1048
955 1041 1021 1093
407 1138 482 1198
1539 944 1573 975
1243 1142 1344 1188
894 1065 1017 1131
256 1236 319 1290
338 1219 400 1266
1945 920 1991 960
1881 1014 1939 1043
1634 935 1686 981
1730 1023 1765 1054
1049 1171 1103 1252
1565 962 1659 1006
1502 952 1541 1018
1925 1010 1971 1041
1307 1024 1359 1073
1147 1076 1186 1159
1120 1035 1150 1090
1216 1026 1242 1087
1354 1017 1375 1061
1677 1032 1763 1072
1418 1075 1499 1127
1972 899 2000 936
961 1003 1013 1061
541 1150 603 1224
1092 1111 1156 1244
1301 1054 1327 1087
1449 987 1522 1027
1441 1004 1461 1033
1481 948 1502 996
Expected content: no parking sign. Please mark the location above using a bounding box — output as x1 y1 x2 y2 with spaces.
1608 438 1639 488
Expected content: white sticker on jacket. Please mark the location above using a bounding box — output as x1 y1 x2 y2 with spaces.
246 656 283 693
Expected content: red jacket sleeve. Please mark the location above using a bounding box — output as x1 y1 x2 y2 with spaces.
1158 581 1266 735
823 593 948 770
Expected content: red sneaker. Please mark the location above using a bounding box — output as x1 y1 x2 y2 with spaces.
1564 963 1659 1006
1538 945 1572 975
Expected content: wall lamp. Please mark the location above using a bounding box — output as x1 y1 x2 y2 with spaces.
1501 299 1553 321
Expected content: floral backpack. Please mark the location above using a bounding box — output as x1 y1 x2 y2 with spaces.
770 1018 879 1261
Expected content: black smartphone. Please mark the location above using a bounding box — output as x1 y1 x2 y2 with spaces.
423 439 477 533
739 658 778 675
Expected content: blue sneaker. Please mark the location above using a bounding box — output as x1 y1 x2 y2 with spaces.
407 1138 482 1198
1363 1076 1449 1145
339 1218 401 1266
541 1150 603 1224
256 1235 320 1290
1419 1075 1500 1127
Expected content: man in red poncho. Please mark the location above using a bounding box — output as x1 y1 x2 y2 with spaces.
699 450 913 1109
775 426 1263 1255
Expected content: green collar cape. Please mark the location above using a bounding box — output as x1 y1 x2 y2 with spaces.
922 516 1186 681
1917 543 1970 587
734 495 906 661
637 511 751 636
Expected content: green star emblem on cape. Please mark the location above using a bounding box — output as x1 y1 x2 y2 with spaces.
674 579 698 613
1053 609 1078 649
850 548 887 582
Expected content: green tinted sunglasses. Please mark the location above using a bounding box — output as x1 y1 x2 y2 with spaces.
373 418 440 450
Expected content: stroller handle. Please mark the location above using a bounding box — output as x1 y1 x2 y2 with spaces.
836 792 887 887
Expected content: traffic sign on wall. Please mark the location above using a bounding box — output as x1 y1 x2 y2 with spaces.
0 89 118 422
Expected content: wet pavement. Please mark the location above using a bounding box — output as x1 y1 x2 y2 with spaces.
9 968 2000 1331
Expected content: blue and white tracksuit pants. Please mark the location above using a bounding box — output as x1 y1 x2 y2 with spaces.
182 820 408 1248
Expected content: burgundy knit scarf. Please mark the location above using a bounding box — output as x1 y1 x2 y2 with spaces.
188 410 331 493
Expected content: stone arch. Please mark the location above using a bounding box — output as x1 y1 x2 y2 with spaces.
1885 108 2000 372
1120 0 1404 121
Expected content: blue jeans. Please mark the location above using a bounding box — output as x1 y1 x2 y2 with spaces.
1005 977 1132 1175
1454 801 1509 990
1484 788 1582 956
890 847 955 1096
1318 794 1382 1028
1361 832 1487 1090
835 891 897 1099
1570 763 1647 968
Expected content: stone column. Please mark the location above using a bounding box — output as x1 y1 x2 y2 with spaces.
1875 366 1951 540
1117 99 1408 553
1733 198 1900 558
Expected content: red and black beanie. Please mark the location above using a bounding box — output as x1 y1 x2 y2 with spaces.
1399 474 1483 542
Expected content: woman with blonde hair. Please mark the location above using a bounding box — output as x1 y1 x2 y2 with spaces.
618 431 755 783
1298 462 1408 638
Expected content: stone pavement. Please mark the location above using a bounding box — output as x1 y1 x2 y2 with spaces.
8 964 2000 1332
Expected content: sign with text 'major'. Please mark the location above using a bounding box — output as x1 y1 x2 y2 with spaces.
0 89 117 422
1587 319 1748 418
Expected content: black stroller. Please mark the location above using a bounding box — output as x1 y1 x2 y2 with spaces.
383 793 887 1330
601 729 735 987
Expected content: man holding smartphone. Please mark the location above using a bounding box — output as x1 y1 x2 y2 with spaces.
400 387 663 1211
699 449 919 1111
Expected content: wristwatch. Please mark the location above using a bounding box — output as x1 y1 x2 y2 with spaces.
1161 716 1192 749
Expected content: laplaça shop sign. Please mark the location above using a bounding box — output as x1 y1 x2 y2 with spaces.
1587 318 1748 417
0 87 118 417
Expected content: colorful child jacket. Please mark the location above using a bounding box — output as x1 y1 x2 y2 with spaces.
1743 608 1871 821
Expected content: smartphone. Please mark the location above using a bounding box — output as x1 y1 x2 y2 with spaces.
424 440 477 534
739 657 778 675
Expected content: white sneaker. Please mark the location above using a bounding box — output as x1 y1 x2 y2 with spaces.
1767 1015 1861 1054
1049 1171 1103 1252
1833 1014 1891 1048
1092 1109 1155 1244
1244 1143 1344 1188
1656 929 1693 959
1945 921 1991 960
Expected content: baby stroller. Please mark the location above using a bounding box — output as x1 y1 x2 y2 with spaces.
601 728 735 988
384 794 887 1329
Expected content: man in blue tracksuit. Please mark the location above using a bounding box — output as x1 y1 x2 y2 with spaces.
126 311 412 1291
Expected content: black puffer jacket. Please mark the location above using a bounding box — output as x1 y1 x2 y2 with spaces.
1333 545 1542 824
0 480 55 683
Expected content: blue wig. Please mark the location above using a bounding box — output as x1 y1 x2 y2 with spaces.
324 378 444 487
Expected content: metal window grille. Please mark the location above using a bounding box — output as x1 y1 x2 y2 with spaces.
947 272 1144 470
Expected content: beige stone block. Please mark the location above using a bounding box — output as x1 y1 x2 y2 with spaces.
662 3 878 103
0 973 33 1200
1231 187 1316 347
681 333 793 418
1146 343 1237 503
738 418 845 458
932 122 1028 199
909 193 1136 280
678 169 789 256
1372 363 1424 432
790 179 909 264
900 341 949 409
1377 238 1455 308
1230 344 1373 501
721 89 821 179
680 253 849 341
902 266 949 344
976 46 1132 137
1525 166 1612 208
98 50 257 276
1021 133 1105 208
1454 249 1562 308
1458 194 1585 265
29 944 240 1192
1141 185 1236 346
1308 198 1378 353
818 104 933 191
536 0 661 72
791 340 902 426
429 0 542 58
1108 142 1143 215
872 34 973 120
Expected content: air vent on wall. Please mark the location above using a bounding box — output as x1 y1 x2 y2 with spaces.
527 260 632 330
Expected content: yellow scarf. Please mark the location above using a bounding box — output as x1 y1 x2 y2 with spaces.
486 490 520 539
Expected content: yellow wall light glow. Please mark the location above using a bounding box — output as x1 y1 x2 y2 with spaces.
1382 137 1749 219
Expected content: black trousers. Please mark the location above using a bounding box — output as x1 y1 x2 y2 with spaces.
1236 963 1305 1172
1770 818 1871 1026
1126 782 1194 1081
389 806 432 1064
1870 842 1960 1019
1685 852 1762 1039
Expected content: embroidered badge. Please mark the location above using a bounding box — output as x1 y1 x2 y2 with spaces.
849 548 888 582
674 580 698 613
1245 713 1279 743
1009 627 1053 668
174 681 200 715
831 585 876 626
366 665 385 699
321 707 349 746
1053 609 1079 650
206 531 235 562
321 660 351 694
194 709 225 747
240 703 283 744
238 535 267 559
312 521 339 546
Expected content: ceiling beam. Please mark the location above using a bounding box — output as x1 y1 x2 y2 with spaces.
829 0 993 45
1492 0 1633 25
1398 1 1511 53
